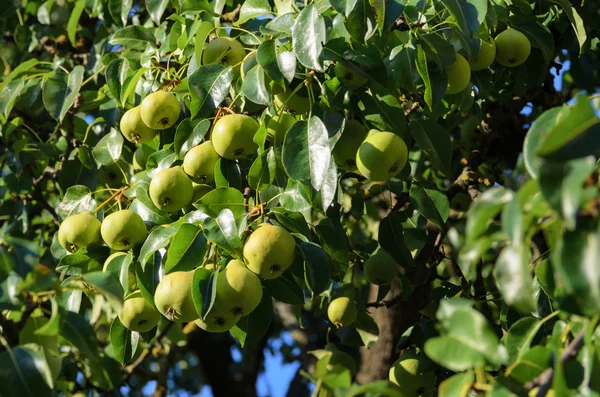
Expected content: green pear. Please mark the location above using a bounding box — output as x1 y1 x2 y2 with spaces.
202 37 246 77
325 343 357 376
327 297 357 328
191 183 212 203
101 210 148 251
195 308 239 333
133 145 154 172
103 252 137 291
495 28 531 67
149 166 193 212
99 161 126 188
243 223 296 279
332 119 368 170
119 290 161 332
154 271 198 322
120 105 157 144
356 131 408 181
446 54 471 95
212 114 259 159
389 349 435 394
363 249 398 285
334 63 368 89
469 38 496 71
215 259 263 317
140 91 180 129
182 141 220 183
266 112 296 144
274 81 311 114
58 211 102 253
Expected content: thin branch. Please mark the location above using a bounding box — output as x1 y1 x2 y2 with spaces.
365 295 402 308
123 322 174 381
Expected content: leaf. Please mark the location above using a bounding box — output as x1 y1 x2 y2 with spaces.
438 372 475 397
103 251 135 297
67 0 85 47
0 79 24 121
214 158 243 190
43 66 85 122
56 247 108 276
409 182 450 229
164 224 208 273
292 3 326 71
110 316 139 365
279 181 311 212
241 65 269 105
196 187 245 218
257 39 286 87
282 117 331 191
110 25 156 49
494 245 536 314
248 147 277 191
92 128 124 165
105 59 129 103
465 187 514 242
237 0 271 24
319 155 338 212
139 226 178 269
503 317 541 363
511 21 555 62
264 272 304 304
409 118 452 175
189 64 233 117
82 271 125 311
551 0 586 53
136 253 162 306
0 59 37 94
146 0 169 24
202 209 243 256
57 185 97 219
523 106 563 179
119 67 147 107
505 346 551 383
0 345 52 397
191 267 216 319
359 89 407 140
193 21 214 70
174 118 211 158
355 311 379 348
379 212 414 267
441 0 487 36
230 290 273 347
299 242 330 295
108 0 133 26
345 0 377 43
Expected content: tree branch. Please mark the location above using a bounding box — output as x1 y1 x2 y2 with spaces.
123 322 174 381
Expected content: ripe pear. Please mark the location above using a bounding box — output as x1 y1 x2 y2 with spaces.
195 308 239 333
332 119 368 170
119 290 161 332
154 271 198 322
191 183 213 203
101 210 148 251
446 54 471 95
212 114 259 159
149 166 193 212
182 141 220 183
266 113 296 144
202 37 246 77
356 131 408 181
389 349 435 394
469 38 496 71
140 91 180 129
58 211 102 253
325 343 357 376
334 63 368 89
363 249 398 285
120 106 157 144
215 259 263 317
133 145 154 172
103 252 137 291
495 28 531 67
243 223 296 279
327 297 357 327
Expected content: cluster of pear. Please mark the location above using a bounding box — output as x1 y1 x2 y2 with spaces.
446 28 532 95
120 91 180 144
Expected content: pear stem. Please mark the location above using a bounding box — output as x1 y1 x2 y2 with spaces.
94 186 128 214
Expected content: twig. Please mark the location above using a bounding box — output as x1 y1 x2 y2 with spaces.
123 322 174 381
365 295 402 308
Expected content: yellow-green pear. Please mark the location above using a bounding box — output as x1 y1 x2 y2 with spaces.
389 349 435 394
154 271 198 322
99 161 126 188
469 38 496 71
495 28 531 67
195 308 239 333
327 297 357 327
182 141 220 183
332 119 368 170
103 252 137 291
364 249 398 285
140 91 180 129
119 290 161 332
446 54 471 95
274 81 311 114
356 131 408 181
191 183 213 203
101 210 148 251
267 113 296 143
334 63 368 89
202 37 246 77
243 223 296 279
120 106 157 144
215 259 263 317
212 114 259 159
58 211 102 253
149 166 193 212
325 343 357 376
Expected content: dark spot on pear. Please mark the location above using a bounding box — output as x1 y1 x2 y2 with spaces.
388 165 398 174
121 238 131 248
160 117 170 127
232 307 244 316
138 319 148 326
216 317 225 326
233 148 245 156
270 264 281 275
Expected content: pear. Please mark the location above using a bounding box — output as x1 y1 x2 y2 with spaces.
194 308 239 333
120 106 157 144
334 63 368 89
149 166 193 212
101 210 148 251
191 183 212 203
212 114 259 159
58 211 102 253
154 271 198 322
202 37 246 77
214 259 263 317
266 113 296 144
243 223 296 279
99 161 126 188
140 91 180 129
469 38 496 71
495 28 531 67
327 297 357 327
103 252 137 291
356 131 408 181
389 349 435 394
363 249 398 285
182 141 220 183
332 119 368 170
274 80 311 114
325 343 357 376
119 290 161 332
446 54 471 95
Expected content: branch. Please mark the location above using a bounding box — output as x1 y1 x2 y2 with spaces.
365 295 401 308
123 322 174 381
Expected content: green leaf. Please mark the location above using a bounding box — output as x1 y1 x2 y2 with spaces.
67 0 85 47
510 21 555 62
0 79 24 121
110 316 139 365
241 65 270 105
292 3 326 71
0 59 37 94
257 39 286 87
409 182 450 229
248 147 277 191
231 289 273 347
416 46 433 110
82 271 125 311
164 224 208 273
196 187 245 218
409 118 452 175
345 380 407 397
466 187 514 242
441 0 487 36
193 21 214 70
0 345 52 397
355 311 379 348
139 226 178 269
438 372 475 397
42 66 85 122
108 0 133 26
110 25 156 49
523 106 563 180
56 246 108 275
214 158 243 190
191 267 216 319
279 181 311 212
103 251 135 296
189 64 233 117
146 0 169 24
503 317 542 363
202 209 243 256
57 185 97 219
174 118 211 158
136 253 162 306
237 0 271 25
494 245 536 314
128 189 172 226
105 59 129 103
282 116 331 191
264 272 304 304
120 67 147 107
299 242 330 295
359 89 407 140
379 212 414 267
92 128 124 165
551 0 586 53
505 346 551 383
